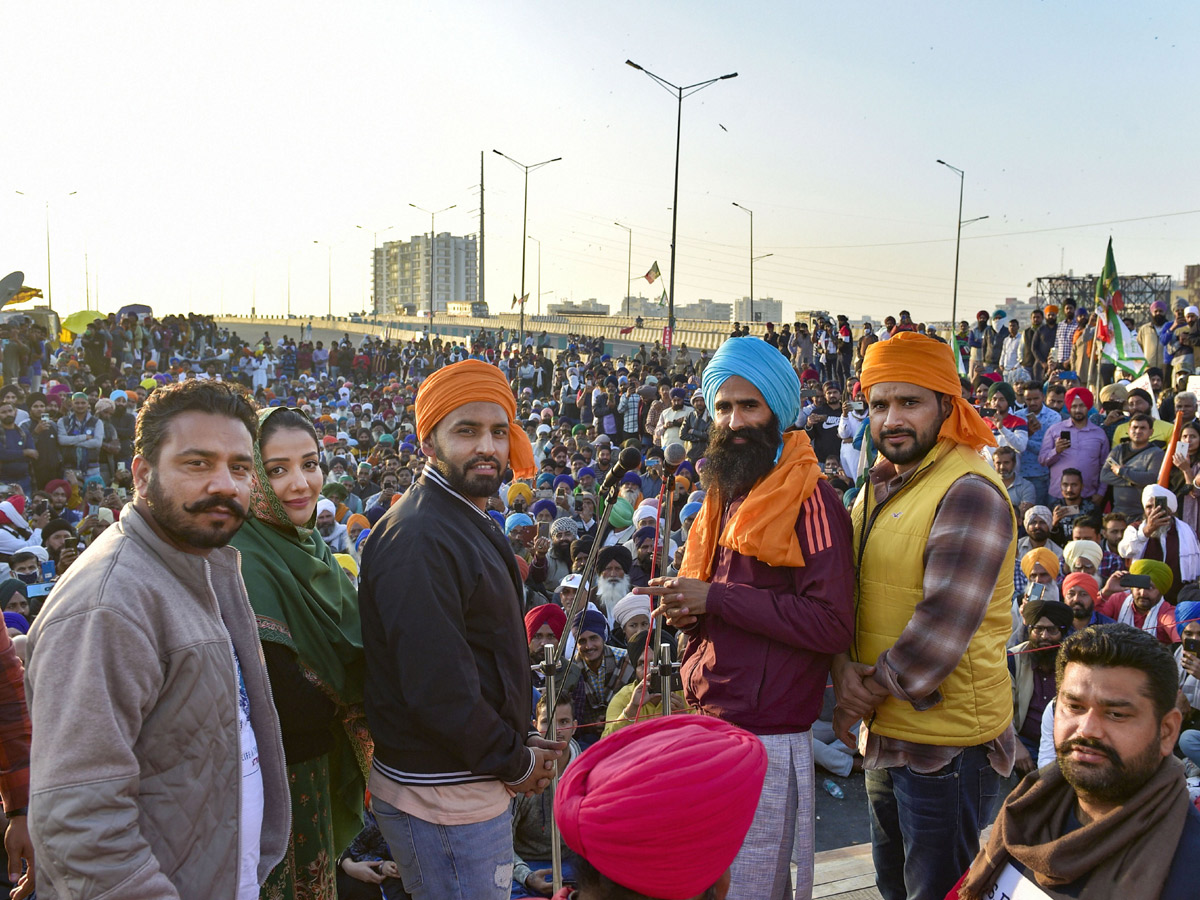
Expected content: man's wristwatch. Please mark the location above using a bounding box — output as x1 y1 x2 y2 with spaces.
5 807 26 818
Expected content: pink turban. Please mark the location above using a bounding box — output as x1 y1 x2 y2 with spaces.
524 603 566 644
555 715 767 899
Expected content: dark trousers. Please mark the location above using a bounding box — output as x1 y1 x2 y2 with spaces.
864 743 998 900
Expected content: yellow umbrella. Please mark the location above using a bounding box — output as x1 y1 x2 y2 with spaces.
62 310 105 335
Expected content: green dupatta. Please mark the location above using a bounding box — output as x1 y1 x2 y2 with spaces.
231 406 369 851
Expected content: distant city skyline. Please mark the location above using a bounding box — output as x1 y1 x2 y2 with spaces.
4 3 1199 325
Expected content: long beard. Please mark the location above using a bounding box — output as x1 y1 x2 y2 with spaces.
705 415 780 501
595 575 630 614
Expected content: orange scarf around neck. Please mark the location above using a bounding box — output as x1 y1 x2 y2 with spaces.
681 430 822 580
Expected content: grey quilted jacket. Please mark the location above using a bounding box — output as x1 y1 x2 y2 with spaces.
25 504 291 899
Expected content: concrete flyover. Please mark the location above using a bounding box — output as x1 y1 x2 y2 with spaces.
215 311 746 362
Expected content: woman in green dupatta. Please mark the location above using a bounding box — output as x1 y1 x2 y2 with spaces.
231 407 370 900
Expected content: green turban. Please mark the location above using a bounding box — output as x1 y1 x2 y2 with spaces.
609 497 634 530
1130 558 1173 596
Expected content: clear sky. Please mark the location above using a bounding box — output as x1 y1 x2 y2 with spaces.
4 1 1199 325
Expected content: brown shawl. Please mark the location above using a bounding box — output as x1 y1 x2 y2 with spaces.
959 756 1188 899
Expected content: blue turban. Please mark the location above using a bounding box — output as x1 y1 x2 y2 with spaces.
574 609 608 642
504 512 534 534
536 473 555 488
355 528 371 551
553 474 576 490
529 499 557 520
680 501 703 522
702 337 800 462
579 466 596 480
621 471 642 486
110 390 127 401
632 525 657 545
487 510 506 529
1175 600 1200 630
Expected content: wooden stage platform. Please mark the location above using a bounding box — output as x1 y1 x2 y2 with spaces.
812 842 880 899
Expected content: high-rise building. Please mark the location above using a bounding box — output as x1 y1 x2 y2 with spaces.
373 233 477 316
731 296 782 324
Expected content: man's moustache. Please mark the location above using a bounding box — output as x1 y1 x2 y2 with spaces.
182 496 247 519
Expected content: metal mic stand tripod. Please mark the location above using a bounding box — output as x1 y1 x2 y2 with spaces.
532 644 565 894
652 466 680 714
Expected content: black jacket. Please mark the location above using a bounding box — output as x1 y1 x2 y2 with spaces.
360 472 533 786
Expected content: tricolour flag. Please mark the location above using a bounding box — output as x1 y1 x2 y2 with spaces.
1094 238 1147 377
950 333 967 377
656 288 667 308
644 261 661 284
511 293 529 309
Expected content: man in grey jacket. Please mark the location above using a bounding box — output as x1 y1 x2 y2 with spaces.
1100 413 1164 518
25 379 290 900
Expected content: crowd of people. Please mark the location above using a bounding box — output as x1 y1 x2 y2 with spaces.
0 297 1197 900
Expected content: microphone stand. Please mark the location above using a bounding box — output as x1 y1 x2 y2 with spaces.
651 465 678 714
549 478 624 704
542 475 628 894
533 643 565 894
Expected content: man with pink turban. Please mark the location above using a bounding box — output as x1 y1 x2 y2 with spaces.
553 715 767 900
1038 385 1110 505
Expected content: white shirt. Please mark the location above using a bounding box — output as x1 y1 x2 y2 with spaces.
230 646 263 900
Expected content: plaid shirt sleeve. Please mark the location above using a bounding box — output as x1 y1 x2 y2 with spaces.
0 628 30 812
873 474 1015 710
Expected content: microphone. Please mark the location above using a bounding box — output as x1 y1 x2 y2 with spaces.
662 442 687 475
598 446 643 498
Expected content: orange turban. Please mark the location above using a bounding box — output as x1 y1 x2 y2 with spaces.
415 360 536 479
1020 547 1060 580
859 332 995 451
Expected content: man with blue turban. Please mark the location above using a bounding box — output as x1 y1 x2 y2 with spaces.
634 336 855 900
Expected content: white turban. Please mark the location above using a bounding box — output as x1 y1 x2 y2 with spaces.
316 498 337 518
1142 483 1178 514
1063 539 1103 571
612 593 652 629
1024 505 1052 528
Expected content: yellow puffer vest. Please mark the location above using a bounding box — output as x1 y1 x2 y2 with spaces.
851 440 1015 745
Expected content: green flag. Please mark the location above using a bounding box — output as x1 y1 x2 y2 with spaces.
1094 238 1146 377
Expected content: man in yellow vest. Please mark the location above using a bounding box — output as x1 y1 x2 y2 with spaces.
832 331 1018 900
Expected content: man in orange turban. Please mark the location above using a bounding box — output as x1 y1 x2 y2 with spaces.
415 358 537 489
361 358 564 900
833 331 1018 900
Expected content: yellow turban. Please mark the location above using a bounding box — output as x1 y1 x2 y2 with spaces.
415 360 536 479
1020 547 1060 580
859 332 996 451
507 482 533 507
1130 558 1173 596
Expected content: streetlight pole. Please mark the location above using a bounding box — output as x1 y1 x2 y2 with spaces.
528 236 542 316
493 150 561 347
15 190 76 310
409 204 456 336
627 60 737 345
935 160 990 330
732 202 757 324
614 221 632 317
357 224 395 319
936 160 965 328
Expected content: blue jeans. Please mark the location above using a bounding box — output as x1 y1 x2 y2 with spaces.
864 744 998 900
372 797 513 900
